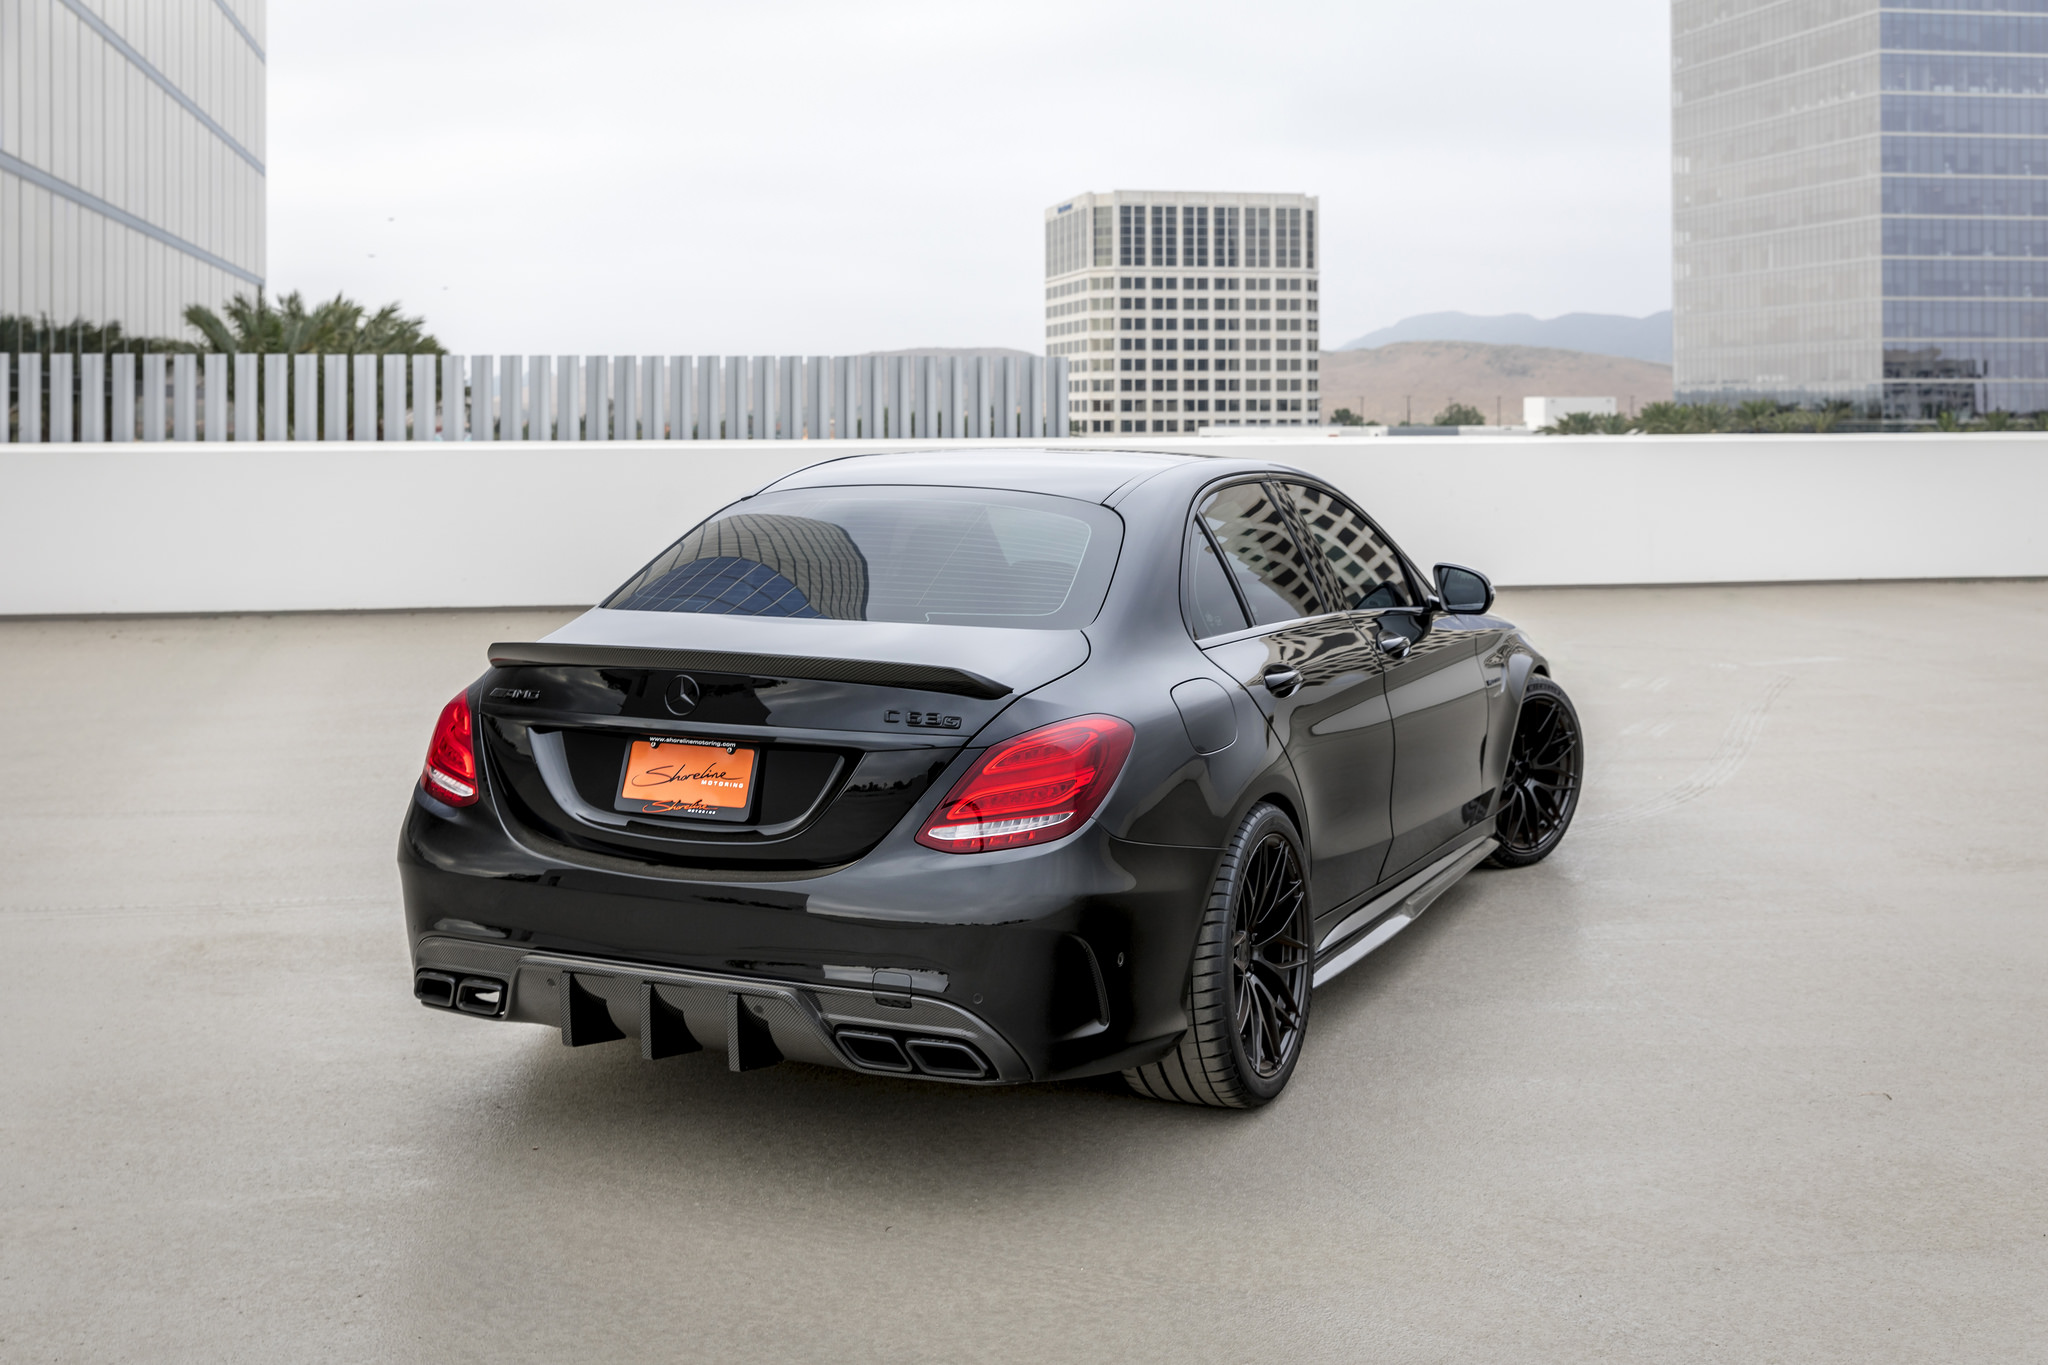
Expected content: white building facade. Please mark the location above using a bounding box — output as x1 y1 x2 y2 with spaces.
1 0 266 337
1045 190 1320 432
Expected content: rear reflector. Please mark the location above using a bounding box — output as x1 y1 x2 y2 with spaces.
422 691 479 806
916 714 1133 853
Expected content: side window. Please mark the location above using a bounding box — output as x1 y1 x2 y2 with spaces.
1184 523 1250 639
1195 483 1327 627
1278 482 1414 612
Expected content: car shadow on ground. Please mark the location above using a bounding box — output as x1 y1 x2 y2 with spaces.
397 868 1522 1224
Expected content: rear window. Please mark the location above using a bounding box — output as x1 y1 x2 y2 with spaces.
605 486 1123 629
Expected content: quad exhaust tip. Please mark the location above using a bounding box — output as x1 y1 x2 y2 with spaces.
416 970 506 1018
456 977 505 1016
905 1038 988 1078
836 1028 990 1080
415 970 457 1008
837 1030 913 1072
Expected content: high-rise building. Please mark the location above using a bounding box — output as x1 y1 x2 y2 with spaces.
1045 190 1321 432
1674 1 2048 419
1 0 267 337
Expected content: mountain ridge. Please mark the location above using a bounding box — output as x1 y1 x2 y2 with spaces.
1315 340 1672 426
1339 310 1673 364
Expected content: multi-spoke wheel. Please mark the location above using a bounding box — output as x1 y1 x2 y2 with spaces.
1486 676 1583 868
1125 803 1313 1108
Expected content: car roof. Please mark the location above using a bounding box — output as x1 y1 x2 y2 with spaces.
758 448 1206 503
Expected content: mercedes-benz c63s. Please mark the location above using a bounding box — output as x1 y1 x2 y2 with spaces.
400 450 1583 1107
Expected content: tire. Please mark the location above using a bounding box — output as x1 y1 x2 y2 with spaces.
1124 803 1314 1108
1486 676 1584 869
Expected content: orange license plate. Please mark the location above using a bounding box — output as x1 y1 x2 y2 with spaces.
616 737 757 821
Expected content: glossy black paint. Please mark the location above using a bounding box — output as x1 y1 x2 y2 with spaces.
400 449 1553 1085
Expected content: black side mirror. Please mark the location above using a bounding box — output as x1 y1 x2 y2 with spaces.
1433 563 1494 615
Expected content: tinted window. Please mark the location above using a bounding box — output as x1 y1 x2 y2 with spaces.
1185 524 1249 638
1196 483 1326 627
606 487 1121 629
1279 482 1413 611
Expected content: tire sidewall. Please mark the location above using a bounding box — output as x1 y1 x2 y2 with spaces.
1490 676 1584 868
1210 803 1314 1104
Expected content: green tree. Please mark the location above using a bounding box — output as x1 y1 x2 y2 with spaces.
1634 401 1686 433
1432 401 1486 426
178 290 443 439
1812 400 1853 433
1 312 190 355
1735 398 1790 432
182 289 444 356
1535 410 1635 434
1636 401 1731 434
1329 407 1366 426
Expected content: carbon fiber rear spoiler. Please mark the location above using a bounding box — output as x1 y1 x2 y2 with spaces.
487 642 1012 700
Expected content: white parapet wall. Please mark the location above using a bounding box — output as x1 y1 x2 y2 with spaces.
1 433 2043 616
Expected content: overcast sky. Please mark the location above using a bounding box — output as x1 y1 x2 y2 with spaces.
268 1 1670 356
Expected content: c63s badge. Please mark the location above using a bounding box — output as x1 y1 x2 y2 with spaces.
887 709 961 729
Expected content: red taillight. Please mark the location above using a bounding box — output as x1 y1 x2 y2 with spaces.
421 691 479 807
917 714 1134 854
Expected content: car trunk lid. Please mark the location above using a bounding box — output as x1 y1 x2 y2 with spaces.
474 610 1089 871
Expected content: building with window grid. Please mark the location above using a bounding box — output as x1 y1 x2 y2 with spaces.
1044 191 1320 432
1674 1 2048 420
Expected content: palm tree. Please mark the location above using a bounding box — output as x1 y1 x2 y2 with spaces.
1735 398 1786 432
183 289 444 356
183 290 444 437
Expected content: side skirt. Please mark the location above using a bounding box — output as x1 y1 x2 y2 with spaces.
1311 833 1498 987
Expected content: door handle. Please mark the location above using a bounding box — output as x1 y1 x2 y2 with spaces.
1378 633 1412 660
1261 666 1303 697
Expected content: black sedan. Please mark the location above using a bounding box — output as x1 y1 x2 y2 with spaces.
400 450 1582 1107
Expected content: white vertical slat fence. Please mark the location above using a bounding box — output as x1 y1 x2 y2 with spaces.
113 354 134 442
173 356 197 441
5 353 1074 444
233 354 256 441
141 355 163 442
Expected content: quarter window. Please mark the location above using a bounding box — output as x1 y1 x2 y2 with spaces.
1195 483 1327 626
1184 525 1249 638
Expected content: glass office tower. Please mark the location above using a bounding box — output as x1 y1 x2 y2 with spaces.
1674 2 2048 419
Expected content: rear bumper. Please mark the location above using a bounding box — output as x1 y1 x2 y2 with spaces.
411 936 1040 1083
399 789 1216 1083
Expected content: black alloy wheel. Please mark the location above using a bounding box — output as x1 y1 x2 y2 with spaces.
1231 832 1312 1078
1486 676 1583 868
1125 803 1314 1108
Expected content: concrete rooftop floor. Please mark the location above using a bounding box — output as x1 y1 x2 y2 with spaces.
2 582 2044 1363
